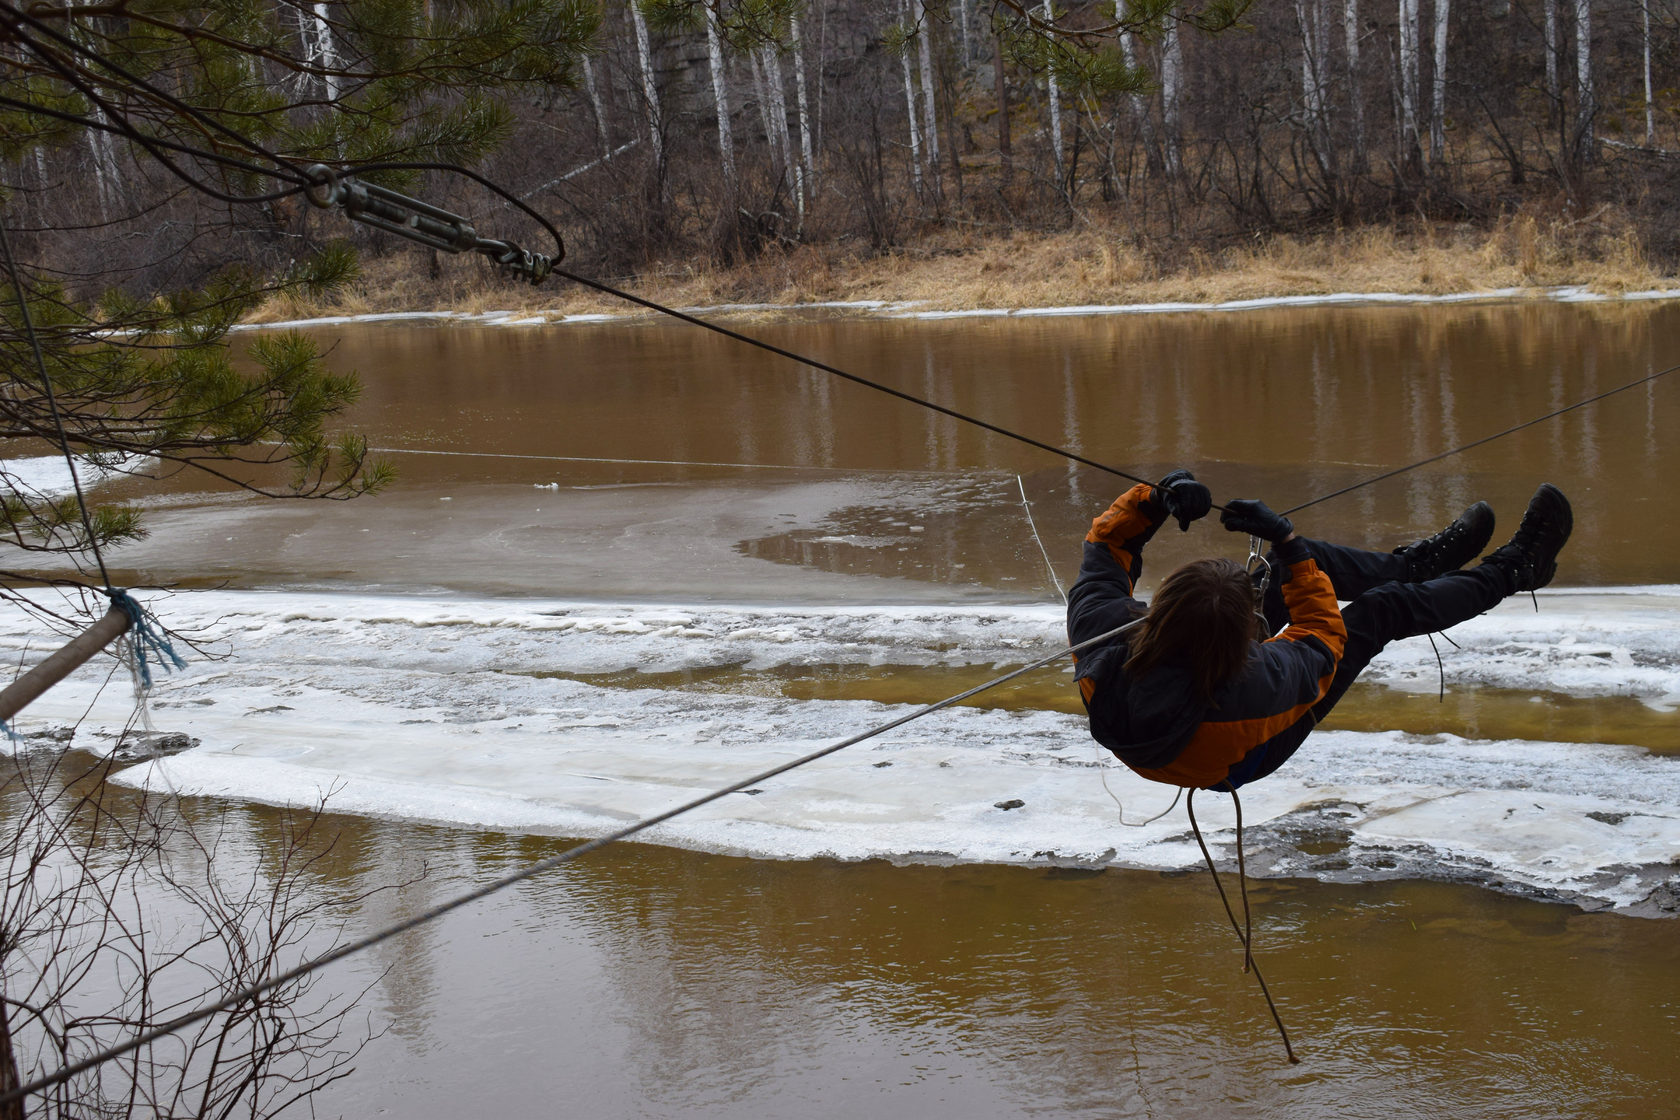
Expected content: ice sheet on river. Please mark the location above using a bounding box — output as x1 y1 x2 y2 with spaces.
3 587 1677 914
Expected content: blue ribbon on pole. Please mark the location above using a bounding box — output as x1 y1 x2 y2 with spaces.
108 588 187 689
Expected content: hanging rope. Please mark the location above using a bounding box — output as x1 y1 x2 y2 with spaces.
1187 786 1299 1064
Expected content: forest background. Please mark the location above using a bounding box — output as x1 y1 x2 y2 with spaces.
19 0 1680 318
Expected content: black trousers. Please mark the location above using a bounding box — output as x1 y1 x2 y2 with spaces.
1260 537 1507 727
1067 537 1509 787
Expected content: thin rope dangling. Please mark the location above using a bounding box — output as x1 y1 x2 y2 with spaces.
1187 786 1300 1064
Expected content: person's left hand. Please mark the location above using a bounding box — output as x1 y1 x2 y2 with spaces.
1153 469 1213 532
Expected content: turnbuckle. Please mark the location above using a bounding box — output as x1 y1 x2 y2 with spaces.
304 164 557 285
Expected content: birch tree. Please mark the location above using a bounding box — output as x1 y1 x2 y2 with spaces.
1042 0 1066 179
1396 0 1422 169
1641 0 1654 144
994 18 1013 187
1430 0 1448 164
1573 0 1593 161
1295 0 1335 184
705 4 738 191
1161 13 1184 181
1118 27 1157 175
1344 0 1367 170
630 0 666 171
307 3 342 102
581 56 612 155
1544 0 1561 104
790 10 816 194
917 1 942 197
758 43 802 215
896 0 926 193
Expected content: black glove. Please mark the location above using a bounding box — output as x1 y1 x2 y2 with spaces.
1152 470 1212 532
1220 498 1294 543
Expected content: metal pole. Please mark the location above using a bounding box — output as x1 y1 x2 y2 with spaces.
0 606 130 724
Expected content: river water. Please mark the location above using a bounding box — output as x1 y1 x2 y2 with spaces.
4 298 1679 1115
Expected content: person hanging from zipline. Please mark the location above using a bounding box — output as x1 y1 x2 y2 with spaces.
1067 472 1573 790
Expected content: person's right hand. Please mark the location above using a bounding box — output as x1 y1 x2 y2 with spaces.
1219 499 1294 543
1153 469 1213 532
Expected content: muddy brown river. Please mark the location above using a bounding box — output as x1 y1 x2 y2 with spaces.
14 299 1680 1116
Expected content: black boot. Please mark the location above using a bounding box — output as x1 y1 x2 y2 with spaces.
1393 501 1496 581
1481 484 1573 592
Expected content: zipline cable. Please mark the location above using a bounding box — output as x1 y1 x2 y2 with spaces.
0 616 1144 1106
551 265 1177 499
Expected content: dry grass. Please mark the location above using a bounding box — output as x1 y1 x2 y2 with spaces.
248 205 1679 324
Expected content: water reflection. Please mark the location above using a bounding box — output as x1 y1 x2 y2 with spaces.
319 827 1680 1119
48 300 1675 594
12 747 1673 1117
316 300 1679 587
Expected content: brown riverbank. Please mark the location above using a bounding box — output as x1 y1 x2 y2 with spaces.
253 212 1680 323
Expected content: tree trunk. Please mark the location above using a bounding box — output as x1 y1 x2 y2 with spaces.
761 45 802 222
791 13 816 194
1119 29 1159 180
311 2 340 102
1161 15 1184 182
0 994 26 1120
582 56 611 156
1397 0 1421 172
917 2 942 197
814 0 829 156
1042 0 1066 180
994 21 1012 189
630 0 664 180
1642 0 1654 144
1296 0 1335 186
705 8 736 192
1344 0 1367 171
1430 0 1448 165
1544 0 1560 104
1573 0 1593 162
86 105 120 220
898 0 925 194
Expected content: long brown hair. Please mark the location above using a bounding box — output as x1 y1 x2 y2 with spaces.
1123 557 1260 700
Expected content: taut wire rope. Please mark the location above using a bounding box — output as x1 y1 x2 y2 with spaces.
550 264 1176 497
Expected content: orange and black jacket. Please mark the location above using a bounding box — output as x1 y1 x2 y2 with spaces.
1066 483 1348 790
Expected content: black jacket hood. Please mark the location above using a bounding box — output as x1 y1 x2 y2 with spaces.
1074 639 1207 770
